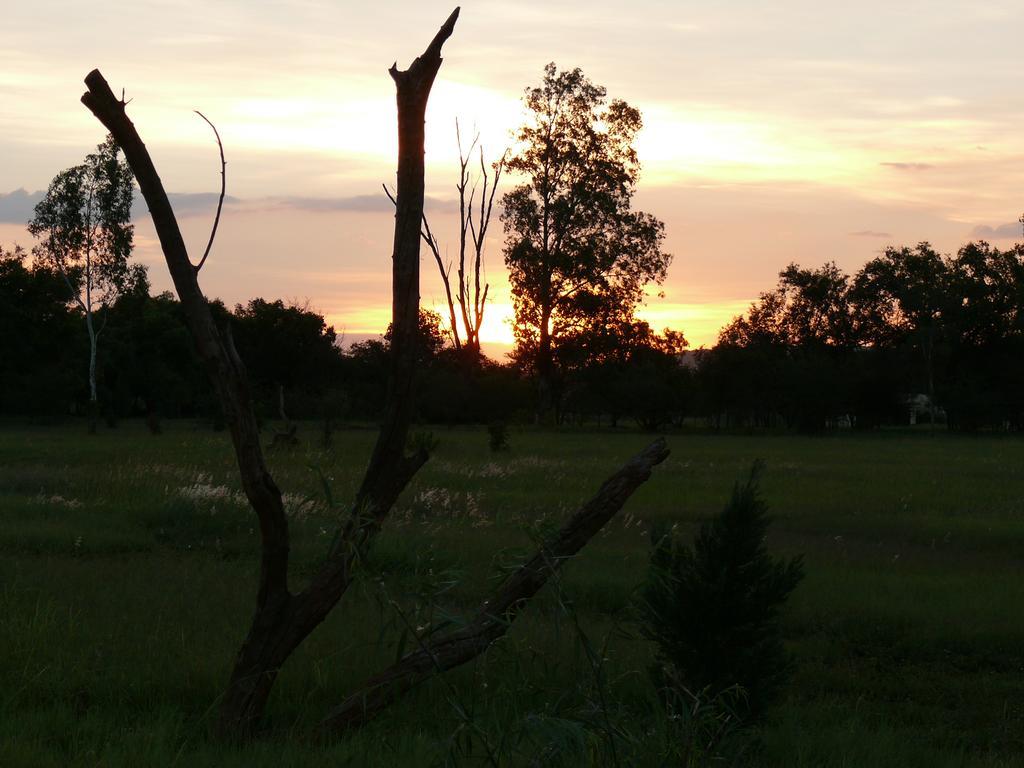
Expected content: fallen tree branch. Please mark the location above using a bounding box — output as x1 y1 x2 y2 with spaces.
318 436 670 733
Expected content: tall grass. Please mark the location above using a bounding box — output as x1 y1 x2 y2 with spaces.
1 421 1022 765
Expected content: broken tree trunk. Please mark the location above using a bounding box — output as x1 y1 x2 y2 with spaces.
319 437 669 733
81 7 459 739
82 72 292 736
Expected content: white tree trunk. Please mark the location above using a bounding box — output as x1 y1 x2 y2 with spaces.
85 308 98 432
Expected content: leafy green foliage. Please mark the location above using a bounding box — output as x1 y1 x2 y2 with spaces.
642 462 804 721
28 135 138 307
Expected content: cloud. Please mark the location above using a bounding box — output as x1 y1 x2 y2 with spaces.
267 194 396 213
1 189 423 226
849 230 891 238
0 188 42 223
970 222 1021 240
880 162 933 171
162 192 241 217
261 194 454 214
0 188 239 225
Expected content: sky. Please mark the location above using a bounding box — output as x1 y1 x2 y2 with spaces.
2 1 1024 353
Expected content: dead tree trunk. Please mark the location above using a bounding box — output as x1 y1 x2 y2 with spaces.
419 123 504 358
82 9 458 739
81 6 670 743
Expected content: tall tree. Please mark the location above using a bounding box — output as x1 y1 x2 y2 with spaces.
28 136 138 432
501 63 670 419
852 243 949 420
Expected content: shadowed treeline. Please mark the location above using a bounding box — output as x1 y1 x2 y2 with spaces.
6 238 1024 433
704 240 1024 432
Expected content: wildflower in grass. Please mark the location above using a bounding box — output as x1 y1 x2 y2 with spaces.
34 493 83 509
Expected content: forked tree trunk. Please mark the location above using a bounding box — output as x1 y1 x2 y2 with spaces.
81 7 669 743
82 10 458 739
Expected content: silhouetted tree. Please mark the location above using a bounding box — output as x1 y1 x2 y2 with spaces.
852 243 948 422
102 286 206 429
231 298 342 423
0 245 84 416
563 320 688 428
501 63 671 420
940 241 1024 429
28 136 139 432
719 263 856 431
418 122 505 358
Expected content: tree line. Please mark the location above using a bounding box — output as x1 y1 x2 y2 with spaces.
8 235 1024 433
704 241 1024 432
5 54 1023 435
0 248 522 429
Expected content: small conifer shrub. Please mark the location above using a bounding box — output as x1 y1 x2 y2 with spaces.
641 462 804 721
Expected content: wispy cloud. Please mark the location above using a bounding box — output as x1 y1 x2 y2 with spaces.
849 230 892 238
0 189 241 224
0 189 41 224
257 194 454 214
970 222 1021 240
0 189 450 225
880 162 933 172
163 192 241 217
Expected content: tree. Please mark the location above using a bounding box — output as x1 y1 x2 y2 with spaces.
501 63 671 419
0 245 85 416
83 10 668 741
231 298 342 423
28 136 139 432
721 262 855 349
102 289 207 429
418 122 505 358
852 243 950 424
562 320 688 428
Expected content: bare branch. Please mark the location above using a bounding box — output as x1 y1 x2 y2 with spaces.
390 181 463 348
83 68 290 738
194 110 226 273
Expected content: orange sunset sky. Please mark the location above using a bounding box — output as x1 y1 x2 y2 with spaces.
2 1 1023 355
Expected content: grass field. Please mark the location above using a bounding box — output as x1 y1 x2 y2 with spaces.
1 422 1022 766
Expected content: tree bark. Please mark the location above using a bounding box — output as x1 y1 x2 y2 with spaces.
83 72 292 735
319 437 670 733
81 6 460 740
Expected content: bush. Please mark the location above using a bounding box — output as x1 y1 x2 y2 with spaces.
640 462 804 722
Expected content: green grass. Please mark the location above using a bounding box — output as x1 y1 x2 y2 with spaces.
1 421 1022 766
